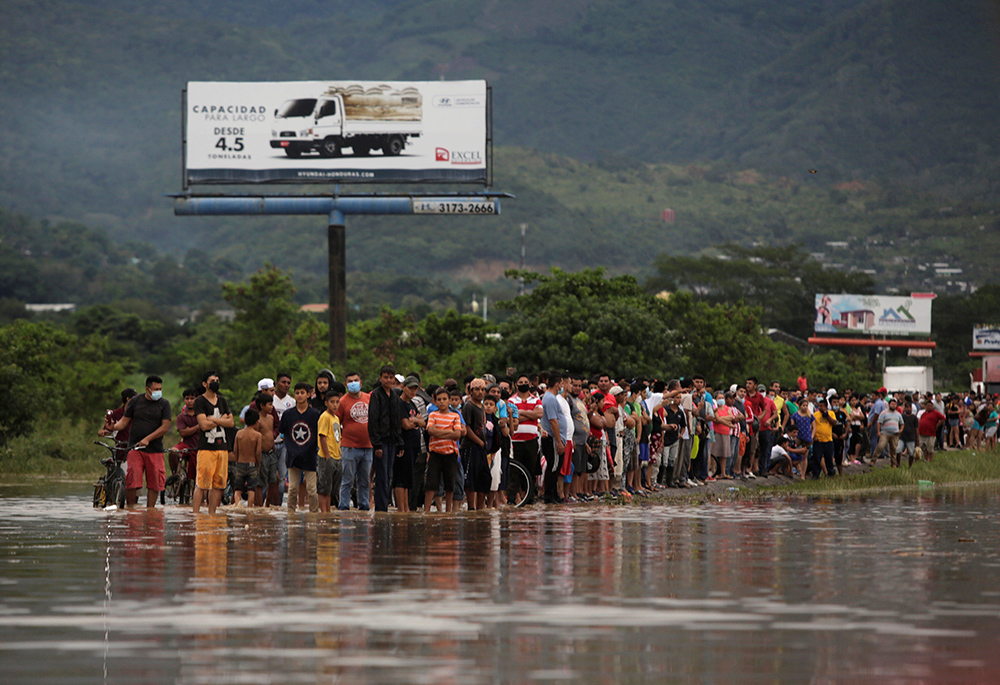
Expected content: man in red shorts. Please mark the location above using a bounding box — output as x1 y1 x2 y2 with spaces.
108 375 172 507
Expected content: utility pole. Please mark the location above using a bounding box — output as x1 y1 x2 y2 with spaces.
519 223 527 296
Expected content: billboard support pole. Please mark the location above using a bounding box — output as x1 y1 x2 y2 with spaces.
328 210 346 365
173 192 512 365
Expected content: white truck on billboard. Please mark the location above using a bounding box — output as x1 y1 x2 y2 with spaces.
270 84 422 158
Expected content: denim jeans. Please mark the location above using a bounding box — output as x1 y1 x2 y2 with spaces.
727 434 739 477
339 447 372 510
266 441 288 505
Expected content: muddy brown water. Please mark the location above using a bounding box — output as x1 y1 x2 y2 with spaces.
1 482 999 683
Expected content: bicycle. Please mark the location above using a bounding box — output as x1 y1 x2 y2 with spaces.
92 440 127 510
161 448 196 505
506 459 533 508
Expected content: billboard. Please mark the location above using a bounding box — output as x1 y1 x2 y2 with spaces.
814 294 932 336
184 80 488 185
973 325 1000 351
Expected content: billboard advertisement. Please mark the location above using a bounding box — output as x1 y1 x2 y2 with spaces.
973 325 1000 350
814 294 932 336
184 80 488 185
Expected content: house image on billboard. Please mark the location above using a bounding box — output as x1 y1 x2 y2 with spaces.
837 309 875 331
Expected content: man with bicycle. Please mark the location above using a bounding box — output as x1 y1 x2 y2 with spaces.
107 375 172 507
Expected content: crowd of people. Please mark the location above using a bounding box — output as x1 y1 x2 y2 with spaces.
99 367 990 514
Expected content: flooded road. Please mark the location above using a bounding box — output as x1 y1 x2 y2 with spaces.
2 484 999 683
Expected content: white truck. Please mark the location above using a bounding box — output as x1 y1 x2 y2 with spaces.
270 87 422 158
883 366 934 395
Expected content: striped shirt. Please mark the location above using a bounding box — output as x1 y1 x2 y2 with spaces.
511 394 542 442
427 410 461 455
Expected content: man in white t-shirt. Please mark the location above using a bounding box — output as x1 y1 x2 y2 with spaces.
272 373 296 418
556 379 574 501
270 372 295 504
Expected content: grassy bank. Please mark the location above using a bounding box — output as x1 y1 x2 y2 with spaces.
753 449 1000 497
1 420 126 481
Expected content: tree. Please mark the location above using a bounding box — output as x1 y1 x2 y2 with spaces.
932 284 1000 389
492 268 682 377
221 264 298 368
649 243 876 339
0 321 125 443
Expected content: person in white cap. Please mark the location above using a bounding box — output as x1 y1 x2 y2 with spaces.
245 377 283 506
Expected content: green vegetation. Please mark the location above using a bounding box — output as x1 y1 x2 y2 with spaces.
0 421 110 480
0 321 126 444
650 244 875 340
0 263 881 478
755 450 1000 497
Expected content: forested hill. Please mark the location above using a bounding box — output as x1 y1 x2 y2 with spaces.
1 0 999 272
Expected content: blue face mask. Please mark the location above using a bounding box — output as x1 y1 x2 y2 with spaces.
150 390 163 401
347 381 361 394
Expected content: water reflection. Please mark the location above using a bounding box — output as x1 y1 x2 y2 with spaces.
0 486 998 683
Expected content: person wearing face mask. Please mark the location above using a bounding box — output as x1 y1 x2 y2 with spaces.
107 375 172 508
510 373 543 503
335 371 373 511
192 371 235 515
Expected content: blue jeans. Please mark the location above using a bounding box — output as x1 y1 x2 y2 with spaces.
727 434 739 477
339 447 372 510
265 441 288 505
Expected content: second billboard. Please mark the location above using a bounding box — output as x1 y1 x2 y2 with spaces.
815 294 932 336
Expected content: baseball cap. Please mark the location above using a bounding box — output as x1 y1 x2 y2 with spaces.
395 374 405 383
403 376 420 388
756 384 767 393
257 378 275 391
609 386 624 396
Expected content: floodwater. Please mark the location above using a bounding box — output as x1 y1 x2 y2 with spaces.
1 484 999 684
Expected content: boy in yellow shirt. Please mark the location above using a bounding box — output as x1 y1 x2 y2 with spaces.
317 385 343 512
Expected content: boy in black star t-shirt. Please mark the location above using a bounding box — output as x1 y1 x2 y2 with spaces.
278 382 321 512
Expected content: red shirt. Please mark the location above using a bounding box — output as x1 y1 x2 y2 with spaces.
745 393 769 430
918 410 945 436
336 392 372 448
175 410 199 450
713 405 733 435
